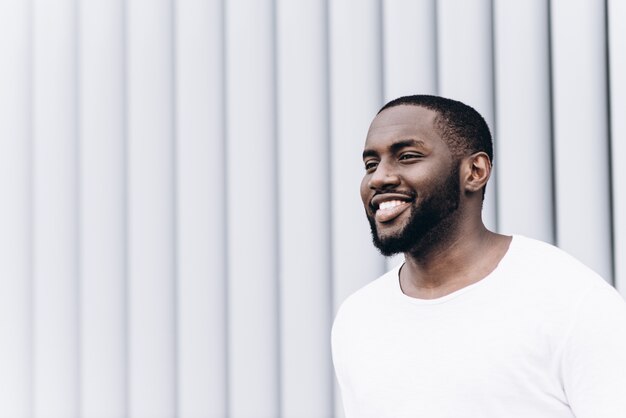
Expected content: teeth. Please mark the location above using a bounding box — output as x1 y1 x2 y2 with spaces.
378 200 404 210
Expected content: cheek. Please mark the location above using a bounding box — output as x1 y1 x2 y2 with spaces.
360 177 370 205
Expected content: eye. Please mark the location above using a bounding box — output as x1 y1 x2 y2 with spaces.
399 152 422 162
364 160 378 172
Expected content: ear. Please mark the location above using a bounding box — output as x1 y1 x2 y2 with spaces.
461 152 491 194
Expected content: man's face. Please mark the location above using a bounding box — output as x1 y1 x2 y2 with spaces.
360 105 461 256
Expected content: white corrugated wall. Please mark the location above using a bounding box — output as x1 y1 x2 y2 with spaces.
0 0 624 417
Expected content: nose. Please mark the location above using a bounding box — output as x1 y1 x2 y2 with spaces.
368 161 400 190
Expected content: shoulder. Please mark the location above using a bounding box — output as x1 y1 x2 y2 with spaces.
557 275 626 416
507 235 612 294
332 266 400 336
475 235 624 334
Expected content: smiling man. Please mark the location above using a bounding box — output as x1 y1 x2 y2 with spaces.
331 95 626 417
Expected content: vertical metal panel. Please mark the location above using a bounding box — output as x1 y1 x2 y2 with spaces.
382 0 437 99
276 0 333 417
225 0 279 416
126 0 176 416
437 0 497 231
551 0 612 281
493 0 554 243
329 0 386 310
609 0 626 293
32 0 79 416
329 2 386 417
0 1 32 417
382 0 437 270
175 0 227 416
78 0 126 417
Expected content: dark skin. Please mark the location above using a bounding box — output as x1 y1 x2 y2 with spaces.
361 105 511 299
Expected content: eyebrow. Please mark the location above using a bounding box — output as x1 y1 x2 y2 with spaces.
362 139 426 160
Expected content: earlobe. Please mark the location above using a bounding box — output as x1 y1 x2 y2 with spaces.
463 152 491 193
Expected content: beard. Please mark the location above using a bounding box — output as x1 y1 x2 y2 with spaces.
367 164 461 257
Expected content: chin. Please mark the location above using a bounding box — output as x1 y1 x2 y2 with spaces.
370 225 414 257
373 239 408 257
375 222 407 239
368 207 450 257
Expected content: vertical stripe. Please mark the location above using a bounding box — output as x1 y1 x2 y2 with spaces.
225 0 279 416
608 0 626 293
32 0 79 416
0 1 32 416
551 0 613 281
494 0 554 243
78 0 126 417
382 0 437 99
276 0 333 416
437 0 497 231
175 0 227 416
126 0 177 416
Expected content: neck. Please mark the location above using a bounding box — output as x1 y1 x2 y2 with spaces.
400 216 510 299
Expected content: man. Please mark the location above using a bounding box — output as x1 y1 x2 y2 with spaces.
331 95 626 417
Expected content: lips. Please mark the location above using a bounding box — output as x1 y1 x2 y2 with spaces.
370 193 414 223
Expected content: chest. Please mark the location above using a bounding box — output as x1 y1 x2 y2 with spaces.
339 301 570 417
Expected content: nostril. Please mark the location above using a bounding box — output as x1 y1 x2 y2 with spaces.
369 174 400 191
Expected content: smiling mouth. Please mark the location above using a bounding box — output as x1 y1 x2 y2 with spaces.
375 200 411 223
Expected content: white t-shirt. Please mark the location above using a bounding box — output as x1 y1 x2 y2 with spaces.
332 235 626 418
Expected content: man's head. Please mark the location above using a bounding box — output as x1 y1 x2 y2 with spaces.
360 95 493 256
379 95 493 166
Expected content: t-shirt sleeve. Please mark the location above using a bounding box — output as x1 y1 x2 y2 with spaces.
560 284 626 417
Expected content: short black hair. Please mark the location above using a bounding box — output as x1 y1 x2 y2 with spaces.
378 95 493 164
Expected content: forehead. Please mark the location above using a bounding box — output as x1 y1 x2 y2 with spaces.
364 105 444 151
